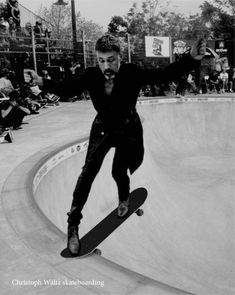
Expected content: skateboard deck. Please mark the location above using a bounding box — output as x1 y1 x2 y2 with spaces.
61 187 147 258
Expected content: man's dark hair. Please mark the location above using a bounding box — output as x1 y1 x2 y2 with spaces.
95 34 121 53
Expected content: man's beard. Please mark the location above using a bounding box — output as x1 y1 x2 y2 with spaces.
104 69 115 80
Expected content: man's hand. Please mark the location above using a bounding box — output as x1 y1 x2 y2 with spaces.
24 69 43 86
190 37 207 61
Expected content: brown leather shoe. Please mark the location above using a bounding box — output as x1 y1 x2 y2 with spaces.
67 225 80 256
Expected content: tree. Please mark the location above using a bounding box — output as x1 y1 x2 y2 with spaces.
38 4 103 41
108 0 234 41
199 0 234 39
123 1 194 38
125 2 147 37
39 5 72 39
107 16 128 36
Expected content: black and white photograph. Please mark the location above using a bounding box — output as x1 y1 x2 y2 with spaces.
0 0 234 294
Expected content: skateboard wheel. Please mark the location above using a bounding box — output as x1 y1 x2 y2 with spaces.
136 209 144 216
93 248 102 256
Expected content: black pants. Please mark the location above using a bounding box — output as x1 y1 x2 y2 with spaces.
1 106 26 128
68 115 142 226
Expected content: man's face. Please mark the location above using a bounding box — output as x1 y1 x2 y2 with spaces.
96 51 121 80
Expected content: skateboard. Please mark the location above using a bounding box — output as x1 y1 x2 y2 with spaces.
61 187 147 258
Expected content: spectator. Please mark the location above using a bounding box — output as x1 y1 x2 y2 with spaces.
40 70 61 104
8 16 16 38
0 68 14 95
219 68 229 93
0 17 9 48
208 70 221 93
0 16 9 33
29 83 48 107
176 75 188 98
7 0 20 30
0 90 30 130
228 67 235 92
23 70 47 107
24 22 32 37
34 20 43 41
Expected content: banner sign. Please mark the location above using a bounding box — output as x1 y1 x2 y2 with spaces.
173 40 188 55
145 36 170 57
215 40 228 54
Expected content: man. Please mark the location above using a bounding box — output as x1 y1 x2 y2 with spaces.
28 34 206 256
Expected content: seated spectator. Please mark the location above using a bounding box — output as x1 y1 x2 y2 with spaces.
176 75 188 98
24 71 47 107
219 68 229 93
228 67 235 92
208 70 221 93
41 70 51 80
29 83 48 107
0 68 14 95
17 83 41 114
0 90 30 130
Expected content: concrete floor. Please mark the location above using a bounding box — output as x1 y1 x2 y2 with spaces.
0 94 234 295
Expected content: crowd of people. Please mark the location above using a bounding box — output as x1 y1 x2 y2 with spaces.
141 66 235 98
174 67 235 98
0 67 60 143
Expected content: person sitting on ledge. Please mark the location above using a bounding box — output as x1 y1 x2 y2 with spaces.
26 34 206 256
0 90 30 130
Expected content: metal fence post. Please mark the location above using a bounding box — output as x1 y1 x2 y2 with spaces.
127 33 131 63
31 27 37 72
82 30 87 69
46 34 51 66
169 37 173 63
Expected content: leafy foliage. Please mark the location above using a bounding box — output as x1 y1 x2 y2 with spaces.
38 4 103 41
107 0 234 40
108 16 128 36
200 0 234 39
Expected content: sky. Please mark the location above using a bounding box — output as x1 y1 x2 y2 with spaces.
18 0 205 29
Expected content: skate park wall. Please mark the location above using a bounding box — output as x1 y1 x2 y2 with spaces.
33 97 235 295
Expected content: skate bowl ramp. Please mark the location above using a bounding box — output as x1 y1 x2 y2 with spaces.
33 99 235 295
